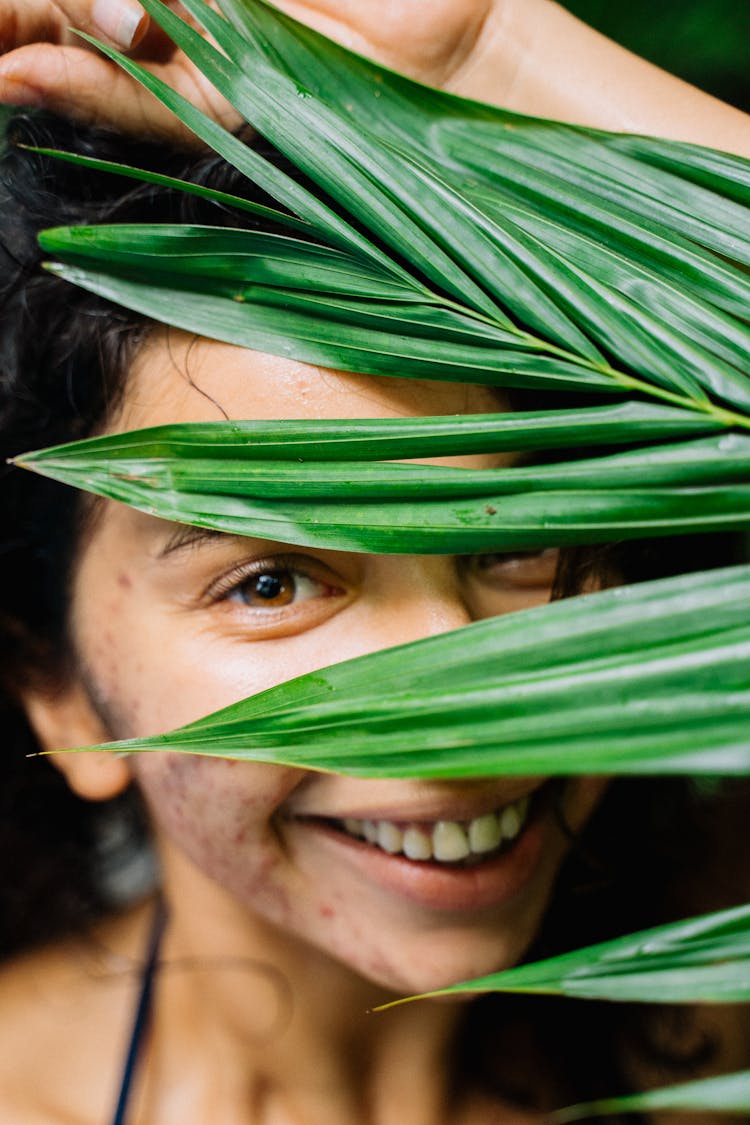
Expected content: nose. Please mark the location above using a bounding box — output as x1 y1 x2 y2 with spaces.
354 555 473 655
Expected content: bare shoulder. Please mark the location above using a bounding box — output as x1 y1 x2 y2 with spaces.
0 903 153 1124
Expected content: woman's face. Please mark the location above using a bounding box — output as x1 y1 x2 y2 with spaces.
61 329 605 997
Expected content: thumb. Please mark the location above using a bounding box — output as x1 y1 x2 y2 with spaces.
58 0 150 50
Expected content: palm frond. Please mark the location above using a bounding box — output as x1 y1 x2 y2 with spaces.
554 1069 750 1122
16 423 750 550
376 903 750 1006
44 0 750 428
13 402 721 460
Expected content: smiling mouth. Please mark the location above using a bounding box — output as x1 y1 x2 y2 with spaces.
313 792 533 868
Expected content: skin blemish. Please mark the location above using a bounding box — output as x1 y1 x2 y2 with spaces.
116 572 133 590
319 905 335 920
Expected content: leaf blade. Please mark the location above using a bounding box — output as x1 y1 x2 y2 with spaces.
50 565 750 778
555 1069 750 1121
377 904 750 1007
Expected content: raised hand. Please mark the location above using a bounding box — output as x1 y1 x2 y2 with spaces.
0 0 500 143
0 1 240 142
276 0 496 89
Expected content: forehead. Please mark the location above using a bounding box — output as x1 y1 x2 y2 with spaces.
113 327 506 431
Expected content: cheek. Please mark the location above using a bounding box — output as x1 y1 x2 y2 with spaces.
133 754 300 909
77 587 291 739
76 583 145 729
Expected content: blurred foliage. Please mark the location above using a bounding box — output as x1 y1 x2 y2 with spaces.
563 0 750 110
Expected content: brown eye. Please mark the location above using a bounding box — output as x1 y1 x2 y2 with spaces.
230 569 298 608
207 552 348 618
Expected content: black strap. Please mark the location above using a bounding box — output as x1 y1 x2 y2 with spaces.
111 900 167 1125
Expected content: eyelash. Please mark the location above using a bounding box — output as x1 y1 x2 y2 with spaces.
205 554 340 609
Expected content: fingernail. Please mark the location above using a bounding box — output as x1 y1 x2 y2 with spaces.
91 0 148 50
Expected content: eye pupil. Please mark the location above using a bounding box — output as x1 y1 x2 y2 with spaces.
223 563 329 611
256 573 285 600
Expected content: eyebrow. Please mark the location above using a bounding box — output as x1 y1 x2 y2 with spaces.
158 524 227 558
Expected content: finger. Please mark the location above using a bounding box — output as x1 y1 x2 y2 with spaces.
0 43 199 144
55 1 210 54
58 0 149 50
0 0 150 53
0 0 65 48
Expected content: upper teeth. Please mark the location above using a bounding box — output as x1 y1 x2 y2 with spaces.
339 796 530 864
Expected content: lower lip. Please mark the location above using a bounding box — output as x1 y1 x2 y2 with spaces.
294 795 552 914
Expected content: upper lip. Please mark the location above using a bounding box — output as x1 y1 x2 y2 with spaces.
283 779 545 825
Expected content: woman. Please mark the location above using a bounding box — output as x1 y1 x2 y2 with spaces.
0 3 749 1122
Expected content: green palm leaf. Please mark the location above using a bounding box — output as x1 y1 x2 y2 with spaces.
43 258 613 393
68 30 407 281
13 402 722 461
555 1069 750 1121
21 145 314 236
375 904 750 1006
16 424 750 550
40 223 421 300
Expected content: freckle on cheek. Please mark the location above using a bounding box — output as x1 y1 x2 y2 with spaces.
117 572 133 590
319 905 335 920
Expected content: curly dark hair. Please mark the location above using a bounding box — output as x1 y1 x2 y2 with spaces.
0 110 286 956
1 110 747 1117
